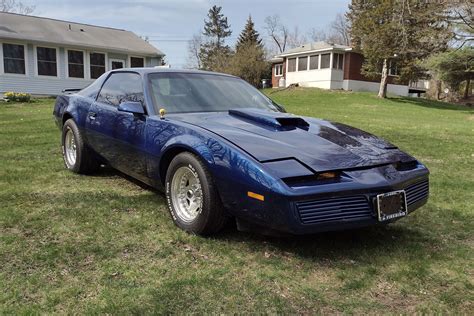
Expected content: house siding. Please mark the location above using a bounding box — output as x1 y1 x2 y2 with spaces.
283 52 343 89
271 61 285 88
271 45 409 96
344 52 399 85
342 79 409 96
0 39 163 95
147 57 161 67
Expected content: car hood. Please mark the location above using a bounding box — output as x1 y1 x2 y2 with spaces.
171 108 416 172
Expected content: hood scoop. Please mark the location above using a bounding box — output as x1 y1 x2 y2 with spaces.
229 108 309 131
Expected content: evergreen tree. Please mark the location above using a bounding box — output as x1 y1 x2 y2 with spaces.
199 5 232 71
348 0 452 98
236 15 262 51
230 15 267 87
203 5 232 48
228 44 269 87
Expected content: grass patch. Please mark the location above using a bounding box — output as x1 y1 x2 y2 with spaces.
1 90 473 313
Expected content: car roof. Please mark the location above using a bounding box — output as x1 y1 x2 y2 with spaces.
109 67 237 78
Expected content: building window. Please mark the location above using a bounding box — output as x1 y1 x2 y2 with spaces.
287 58 296 72
320 53 330 69
389 60 400 76
67 50 84 78
90 53 106 79
2 43 26 74
298 56 308 71
274 63 283 76
36 47 57 76
309 55 319 70
130 57 144 68
333 53 344 70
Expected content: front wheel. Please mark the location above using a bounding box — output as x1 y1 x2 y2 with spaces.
165 152 227 235
61 119 99 174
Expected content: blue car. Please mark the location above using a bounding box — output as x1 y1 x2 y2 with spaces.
53 68 429 236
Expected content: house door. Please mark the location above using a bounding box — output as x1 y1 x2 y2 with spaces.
110 59 125 70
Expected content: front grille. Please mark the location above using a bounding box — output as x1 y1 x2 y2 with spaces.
296 195 372 225
405 179 429 206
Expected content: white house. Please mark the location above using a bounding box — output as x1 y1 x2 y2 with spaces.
0 12 165 95
271 41 425 97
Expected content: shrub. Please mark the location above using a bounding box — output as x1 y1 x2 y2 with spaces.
3 92 31 103
16 93 31 102
4 91 16 101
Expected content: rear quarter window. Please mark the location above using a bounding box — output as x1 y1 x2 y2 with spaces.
77 73 107 99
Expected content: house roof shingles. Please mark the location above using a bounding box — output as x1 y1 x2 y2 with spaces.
276 41 351 58
0 12 164 57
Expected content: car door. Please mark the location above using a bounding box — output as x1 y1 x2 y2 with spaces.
85 72 148 179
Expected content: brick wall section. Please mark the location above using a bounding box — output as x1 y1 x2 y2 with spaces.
343 52 396 84
271 60 286 88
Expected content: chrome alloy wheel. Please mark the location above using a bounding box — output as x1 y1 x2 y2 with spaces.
171 166 203 222
64 127 77 167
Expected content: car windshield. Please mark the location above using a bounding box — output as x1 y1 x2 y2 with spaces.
148 72 279 113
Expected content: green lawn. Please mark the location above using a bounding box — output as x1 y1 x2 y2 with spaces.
1 89 473 313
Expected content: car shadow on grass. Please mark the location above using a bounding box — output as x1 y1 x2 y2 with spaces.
216 222 436 264
88 166 163 192
87 167 437 263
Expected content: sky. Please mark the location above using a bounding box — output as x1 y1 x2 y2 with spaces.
27 0 351 68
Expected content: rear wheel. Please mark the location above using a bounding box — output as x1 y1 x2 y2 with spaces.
62 119 99 174
165 152 227 235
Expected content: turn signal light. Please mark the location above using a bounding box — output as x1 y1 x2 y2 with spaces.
248 191 265 201
317 172 339 180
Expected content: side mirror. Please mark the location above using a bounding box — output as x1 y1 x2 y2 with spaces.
118 101 145 115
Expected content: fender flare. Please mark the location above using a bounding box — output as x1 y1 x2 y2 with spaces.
156 134 216 185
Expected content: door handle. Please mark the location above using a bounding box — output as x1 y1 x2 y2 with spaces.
88 112 97 120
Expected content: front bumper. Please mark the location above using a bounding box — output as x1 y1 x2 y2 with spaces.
221 164 430 235
284 177 428 234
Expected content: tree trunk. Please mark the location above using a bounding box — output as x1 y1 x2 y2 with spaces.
378 58 389 98
463 78 471 99
436 80 441 100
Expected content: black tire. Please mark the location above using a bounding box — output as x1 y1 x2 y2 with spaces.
61 119 99 174
165 152 227 235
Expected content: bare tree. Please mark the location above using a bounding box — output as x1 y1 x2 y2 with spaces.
307 13 350 46
308 27 329 42
330 13 351 46
0 0 35 14
287 26 307 48
448 0 473 48
186 33 203 69
264 15 289 54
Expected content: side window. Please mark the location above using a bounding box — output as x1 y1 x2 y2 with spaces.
97 72 144 107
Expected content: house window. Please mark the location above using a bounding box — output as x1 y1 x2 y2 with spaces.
333 53 344 70
309 55 319 70
274 64 283 76
389 60 400 76
130 57 144 68
67 50 84 78
36 47 57 76
298 56 308 71
90 53 106 79
320 53 330 69
287 58 296 72
2 43 25 74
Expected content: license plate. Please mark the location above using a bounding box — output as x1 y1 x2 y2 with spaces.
376 190 407 222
